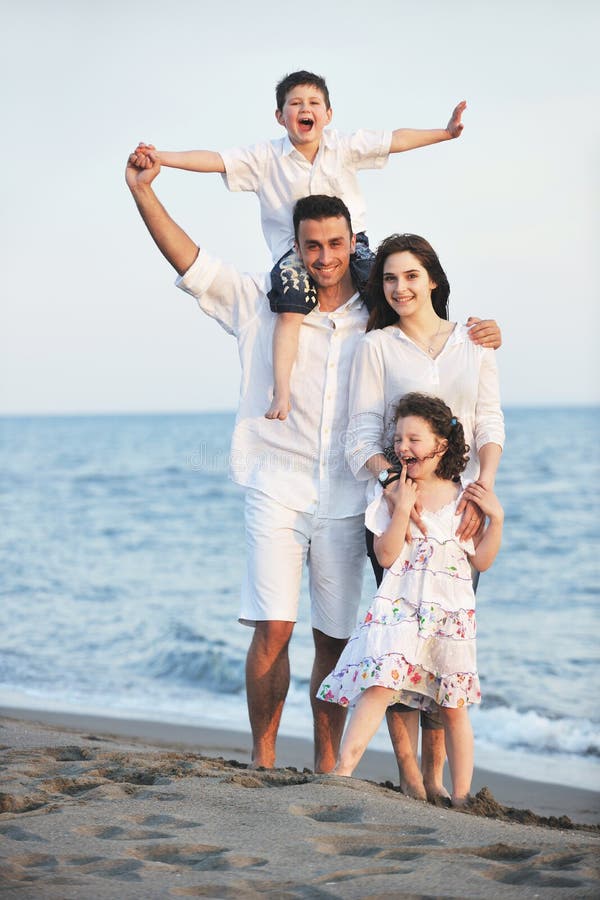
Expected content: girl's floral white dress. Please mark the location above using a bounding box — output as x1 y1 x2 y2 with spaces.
318 488 481 711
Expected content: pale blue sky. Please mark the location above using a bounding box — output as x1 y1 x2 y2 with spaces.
2 0 599 414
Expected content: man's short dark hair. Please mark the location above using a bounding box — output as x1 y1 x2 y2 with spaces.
276 70 331 111
293 195 353 242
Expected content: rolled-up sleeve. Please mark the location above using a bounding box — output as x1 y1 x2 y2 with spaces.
176 250 267 337
474 348 505 451
346 335 387 479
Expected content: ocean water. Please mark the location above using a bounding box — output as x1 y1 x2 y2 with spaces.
1 409 599 790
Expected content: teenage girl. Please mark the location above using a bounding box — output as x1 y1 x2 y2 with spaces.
318 392 503 805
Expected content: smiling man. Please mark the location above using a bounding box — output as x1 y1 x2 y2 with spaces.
127 152 370 771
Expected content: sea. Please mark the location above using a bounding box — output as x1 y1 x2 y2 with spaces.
1 408 599 791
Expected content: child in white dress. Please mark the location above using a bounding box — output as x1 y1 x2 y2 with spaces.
318 393 503 805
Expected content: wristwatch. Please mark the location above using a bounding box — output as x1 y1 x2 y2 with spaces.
378 468 400 489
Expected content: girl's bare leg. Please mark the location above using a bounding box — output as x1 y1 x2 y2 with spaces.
386 707 426 800
441 706 474 805
335 687 393 776
266 313 304 420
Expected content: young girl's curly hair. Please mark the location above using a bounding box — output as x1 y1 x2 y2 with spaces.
393 393 469 481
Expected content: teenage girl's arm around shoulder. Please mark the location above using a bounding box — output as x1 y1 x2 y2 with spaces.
462 483 504 572
389 101 466 153
130 142 225 173
373 469 418 569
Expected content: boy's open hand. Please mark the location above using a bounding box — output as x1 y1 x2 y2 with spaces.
447 101 466 139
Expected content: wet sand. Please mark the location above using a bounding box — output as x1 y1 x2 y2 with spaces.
0 709 598 898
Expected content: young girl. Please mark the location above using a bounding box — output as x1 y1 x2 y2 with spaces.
318 393 503 805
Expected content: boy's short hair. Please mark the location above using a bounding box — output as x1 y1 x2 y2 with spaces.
276 70 331 111
293 195 353 241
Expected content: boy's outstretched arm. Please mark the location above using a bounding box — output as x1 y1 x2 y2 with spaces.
131 142 225 173
125 153 200 276
390 101 466 153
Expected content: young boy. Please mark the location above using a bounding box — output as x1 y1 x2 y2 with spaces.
131 71 466 420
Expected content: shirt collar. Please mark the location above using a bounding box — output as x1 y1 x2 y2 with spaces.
388 321 462 345
317 291 364 315
280 131 332 159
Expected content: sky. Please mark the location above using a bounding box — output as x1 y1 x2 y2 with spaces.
2 0 599 415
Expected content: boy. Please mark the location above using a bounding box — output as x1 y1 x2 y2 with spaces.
131 70 466 420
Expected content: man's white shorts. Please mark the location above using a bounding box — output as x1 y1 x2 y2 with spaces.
240 488 366 639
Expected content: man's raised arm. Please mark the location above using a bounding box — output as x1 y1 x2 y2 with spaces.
125 153 199 276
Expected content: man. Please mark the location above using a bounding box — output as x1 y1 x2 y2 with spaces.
125 153 499 780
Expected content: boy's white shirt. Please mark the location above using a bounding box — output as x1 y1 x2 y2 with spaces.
220 128 392 263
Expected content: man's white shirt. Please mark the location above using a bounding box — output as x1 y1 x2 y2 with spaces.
177 250 369 518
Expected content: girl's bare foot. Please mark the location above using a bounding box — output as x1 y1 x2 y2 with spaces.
451 794 471 808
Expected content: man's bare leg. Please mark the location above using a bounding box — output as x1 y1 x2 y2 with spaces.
386 706 426 800
310 628 349 773
421 727 450 802
245 620 295 768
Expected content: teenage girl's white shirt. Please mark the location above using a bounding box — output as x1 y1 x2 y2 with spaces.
220 128 392 263
346 323 505 501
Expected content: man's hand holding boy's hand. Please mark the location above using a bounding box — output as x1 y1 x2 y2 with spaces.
446 101 467 139
125 151 161 190
129 143 158 170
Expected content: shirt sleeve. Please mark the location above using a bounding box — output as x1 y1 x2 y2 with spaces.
219 142 265 193
175 250 268 337
474 348 505 452
345 129 393 171
365 490 391 536
346 334 387 479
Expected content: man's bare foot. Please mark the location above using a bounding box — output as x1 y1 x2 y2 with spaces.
249 746 276 769
265 396 292 420
424 781 451 804
399 773 427 801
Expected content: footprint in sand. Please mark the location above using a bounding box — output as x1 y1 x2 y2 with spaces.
0 824 49 843
127 843 268 871
466 843 596 892
75 824 176 841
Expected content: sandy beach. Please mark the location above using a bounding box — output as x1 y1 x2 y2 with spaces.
0 708 598 898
